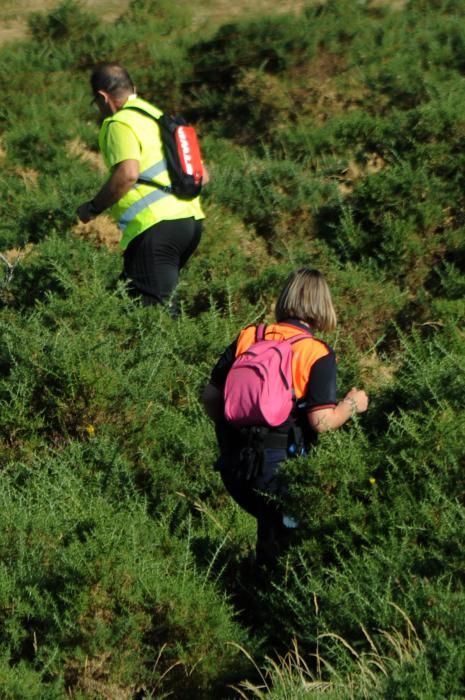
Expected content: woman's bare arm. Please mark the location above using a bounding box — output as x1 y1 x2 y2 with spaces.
308 387 369 433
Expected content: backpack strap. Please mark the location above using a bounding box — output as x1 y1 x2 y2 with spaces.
122 103 162 122
288 331 313 344
120 105 174 193
254 326 311 345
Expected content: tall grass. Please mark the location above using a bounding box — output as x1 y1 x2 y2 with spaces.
232 606 429 699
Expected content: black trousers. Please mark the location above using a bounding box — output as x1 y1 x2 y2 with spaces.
220 447 295 570
123 217 202 307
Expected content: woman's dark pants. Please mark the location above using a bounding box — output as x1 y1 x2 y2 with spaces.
220 448 294 570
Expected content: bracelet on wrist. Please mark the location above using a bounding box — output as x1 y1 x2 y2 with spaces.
343 397 357 415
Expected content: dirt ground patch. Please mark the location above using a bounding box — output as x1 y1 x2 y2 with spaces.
0 0 317 46
67 138 107 174
73 217 122 252
0 0 131 45
0 0 406 46
192 0 307 26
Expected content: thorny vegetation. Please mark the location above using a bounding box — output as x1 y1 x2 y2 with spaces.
1 0 465 697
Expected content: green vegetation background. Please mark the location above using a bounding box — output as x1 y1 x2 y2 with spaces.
1 0 465 697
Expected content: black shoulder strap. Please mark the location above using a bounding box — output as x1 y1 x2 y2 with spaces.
121 104 161 122
118 106 173 193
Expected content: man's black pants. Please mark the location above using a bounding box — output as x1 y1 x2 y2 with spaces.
123 217 202 307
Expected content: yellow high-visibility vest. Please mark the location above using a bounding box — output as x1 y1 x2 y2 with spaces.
99 97 204 250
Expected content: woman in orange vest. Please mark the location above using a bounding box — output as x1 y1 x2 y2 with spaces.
202 268 368 571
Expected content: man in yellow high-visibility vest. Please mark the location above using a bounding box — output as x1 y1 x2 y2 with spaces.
77 62 205 309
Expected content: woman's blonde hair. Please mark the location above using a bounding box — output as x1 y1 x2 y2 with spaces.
275 268 337 332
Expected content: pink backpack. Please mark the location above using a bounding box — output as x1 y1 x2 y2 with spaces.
224 324 312 428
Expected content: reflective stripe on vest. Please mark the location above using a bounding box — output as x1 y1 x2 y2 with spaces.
118 157 170 232
138 158 168 182
118 186 170 231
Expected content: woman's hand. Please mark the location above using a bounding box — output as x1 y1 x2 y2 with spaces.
343 387 369 414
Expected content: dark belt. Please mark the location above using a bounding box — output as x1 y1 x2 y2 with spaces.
261 431 289 450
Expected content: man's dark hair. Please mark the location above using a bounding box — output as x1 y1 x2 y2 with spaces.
91 63 135 99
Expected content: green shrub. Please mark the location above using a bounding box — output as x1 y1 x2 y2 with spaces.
253 324 465 693
1 0 465 694
0 452 250 697
27 0 99 43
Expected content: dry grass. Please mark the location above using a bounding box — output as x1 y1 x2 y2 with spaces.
0 0 292 45
230 604 423 699
0 245 34 291
0 0 131 45
67 137 107 175
66 138 122 250
0 0 306 47
1 244 34 265
191 0 307 28
0 0 405 47
73 217 122 251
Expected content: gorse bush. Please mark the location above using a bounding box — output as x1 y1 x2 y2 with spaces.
259 322 465 691
28 0 100 43
0 451 250 698
1 0 465 696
